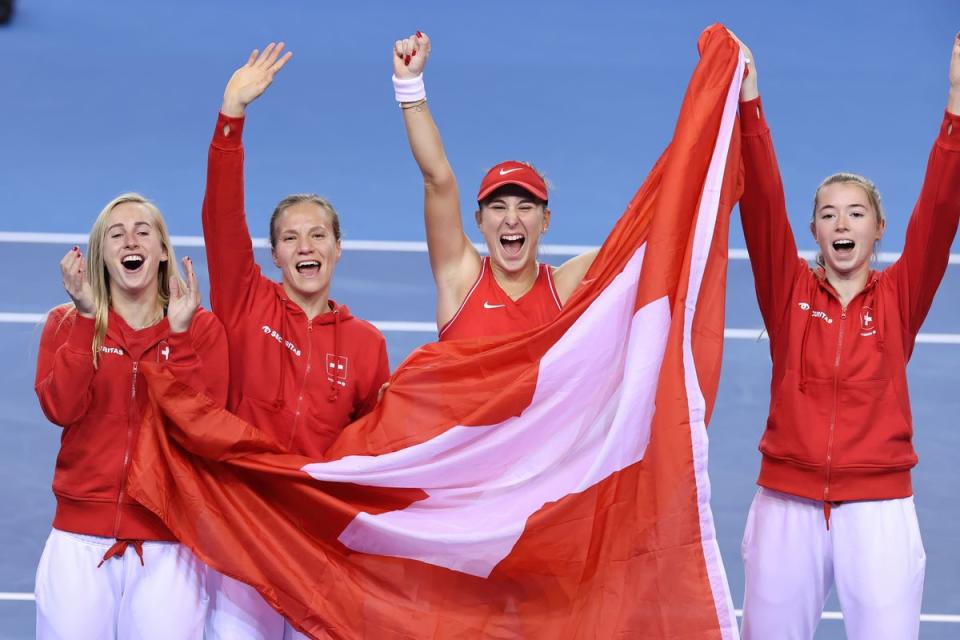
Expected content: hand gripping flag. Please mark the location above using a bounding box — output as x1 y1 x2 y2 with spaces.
129 24 745 640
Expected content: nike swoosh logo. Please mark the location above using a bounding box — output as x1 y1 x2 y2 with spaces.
483 302 506 309
498 168 523 176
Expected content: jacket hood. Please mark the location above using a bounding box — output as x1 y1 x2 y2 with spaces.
104 308 172 358
275 288 354 325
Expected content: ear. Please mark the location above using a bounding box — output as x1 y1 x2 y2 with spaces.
474 209 483 228
876 216 886 240
160 246 169 263
809 219 818 241
271 248 281 269
542 207 551 233
334 239 343 263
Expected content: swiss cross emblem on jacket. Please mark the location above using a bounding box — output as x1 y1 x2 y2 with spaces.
326 354 348 386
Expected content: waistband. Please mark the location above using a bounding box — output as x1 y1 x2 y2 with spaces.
53 494 175 541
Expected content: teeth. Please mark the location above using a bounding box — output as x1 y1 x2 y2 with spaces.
501 235 523 241
296 261 321 270
121 255 144 270
833 240 855 250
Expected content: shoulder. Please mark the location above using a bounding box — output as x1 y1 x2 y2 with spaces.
784 255 817 283
343 315 387 343
45 304 75 326
227 277 285 317
40 304 79 339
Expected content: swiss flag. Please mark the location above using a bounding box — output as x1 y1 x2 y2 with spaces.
129 25 744 639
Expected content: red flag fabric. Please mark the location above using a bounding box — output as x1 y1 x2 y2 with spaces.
129 24 744 640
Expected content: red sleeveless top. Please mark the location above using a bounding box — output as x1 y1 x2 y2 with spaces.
439 257 562 341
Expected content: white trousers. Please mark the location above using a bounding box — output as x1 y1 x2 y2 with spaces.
740 488 925 640
206 570 310 639
206 571 284 639
35 528 208 640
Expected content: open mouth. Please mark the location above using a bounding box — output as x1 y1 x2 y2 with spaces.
121 255 145 271
832 239 855 255
296 260 321 276
500 234 525 257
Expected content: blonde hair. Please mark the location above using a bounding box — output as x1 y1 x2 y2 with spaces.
811 173 885 267
84 193 184 366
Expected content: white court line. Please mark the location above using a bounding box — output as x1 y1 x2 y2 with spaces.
0 313 47 324
726 329 960 345
3 314 960 344
1 231 959 264
0 592 956 623
0 592 35 601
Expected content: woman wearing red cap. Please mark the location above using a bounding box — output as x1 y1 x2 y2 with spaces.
392 32 598 340
732 31 960 639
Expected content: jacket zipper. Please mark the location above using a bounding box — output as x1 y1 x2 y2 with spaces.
287 320 313 449
823 306 847 509
114 360 139 536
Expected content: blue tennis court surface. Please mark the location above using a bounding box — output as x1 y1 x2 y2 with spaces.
3 1 959 637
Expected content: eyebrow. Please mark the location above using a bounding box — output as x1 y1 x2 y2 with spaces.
488 198 536 205
107 221 152 232
818 203 867 212
280 226 328 235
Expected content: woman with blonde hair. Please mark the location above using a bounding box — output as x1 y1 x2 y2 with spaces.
733 31 960 639
34 193 229 639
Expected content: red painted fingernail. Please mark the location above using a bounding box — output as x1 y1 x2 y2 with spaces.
416 31 422 38
411 50 417 57
404 55 411 65
72 246 78 251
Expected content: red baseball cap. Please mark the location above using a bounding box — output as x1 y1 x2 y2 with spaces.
476 161 548 203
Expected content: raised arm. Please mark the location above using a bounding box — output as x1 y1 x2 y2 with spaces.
202 44 292 325
393 32 481 324
220 43 293 121
951 32 960 115
887 32 960 337
730 34 805 338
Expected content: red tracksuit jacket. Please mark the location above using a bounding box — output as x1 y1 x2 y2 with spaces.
739 97 960 503
202 112 390 458
35 307 229 539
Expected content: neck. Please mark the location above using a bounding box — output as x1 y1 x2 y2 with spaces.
109 285 163 329
283 282 331 320
824 264 871 307
489 259 539 301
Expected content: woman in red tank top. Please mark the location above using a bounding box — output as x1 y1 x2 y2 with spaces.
392 32 599 340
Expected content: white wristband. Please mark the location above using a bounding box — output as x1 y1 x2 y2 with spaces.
393 74 426 103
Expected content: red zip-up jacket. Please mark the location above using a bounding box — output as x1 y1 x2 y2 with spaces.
202 112 390 458
35 307 229 539
740 97 960 503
